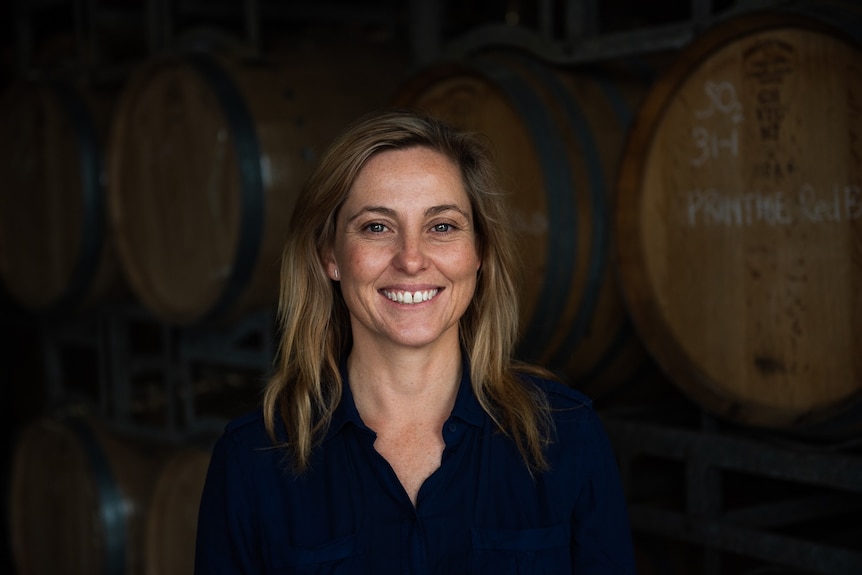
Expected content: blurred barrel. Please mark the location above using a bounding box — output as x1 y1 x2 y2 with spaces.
615 8 862 433
397 50 659 396
107 32 406 325
145 446 212 575
9 416 176 575
0 78 123 313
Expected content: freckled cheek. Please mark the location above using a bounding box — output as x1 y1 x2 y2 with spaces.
342 246 391 279
442 246 481 277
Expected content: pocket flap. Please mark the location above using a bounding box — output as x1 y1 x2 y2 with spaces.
471 523 569 551
270 533 357 567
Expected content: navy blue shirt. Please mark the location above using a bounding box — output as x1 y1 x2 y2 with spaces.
195 366 636 574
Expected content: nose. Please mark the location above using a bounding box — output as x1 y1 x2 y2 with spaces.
392 230 428 274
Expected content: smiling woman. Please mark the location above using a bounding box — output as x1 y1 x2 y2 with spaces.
324 146 481 356
193 109 636 574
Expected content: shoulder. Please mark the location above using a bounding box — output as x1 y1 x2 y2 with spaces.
207 408 291 479
225 408 266 433
518 371 593 411
219 408 277 449
517 372 609 444
519 374 620 473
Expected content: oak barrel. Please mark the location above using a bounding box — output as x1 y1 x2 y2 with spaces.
9 416 175 575
397 50 656 396
107 33 406 325
145 446 212 575
615 9 862 432
0 78 123 313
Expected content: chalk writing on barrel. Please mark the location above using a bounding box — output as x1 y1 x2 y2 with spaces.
685 185 862 226
691 81 744 166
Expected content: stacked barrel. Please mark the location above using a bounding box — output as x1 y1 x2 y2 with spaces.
10 416 210 575
397 7 862 436
0 77 124 313
2 28 408 575
107 33 406 324
614 9 862 435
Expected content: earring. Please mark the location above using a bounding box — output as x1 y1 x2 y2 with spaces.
334 269 339 280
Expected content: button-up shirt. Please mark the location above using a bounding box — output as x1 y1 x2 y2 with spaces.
195 364 636 574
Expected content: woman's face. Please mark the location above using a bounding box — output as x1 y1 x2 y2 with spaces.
326 146 481 352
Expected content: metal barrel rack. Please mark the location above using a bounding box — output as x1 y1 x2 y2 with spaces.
602 403 862 575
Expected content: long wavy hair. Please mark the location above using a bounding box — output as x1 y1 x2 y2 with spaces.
263 108 553 473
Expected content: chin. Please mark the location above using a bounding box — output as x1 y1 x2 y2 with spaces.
387 327 454 349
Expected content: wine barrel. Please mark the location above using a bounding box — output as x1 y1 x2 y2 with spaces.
615 9 862 433
0 78 123 313
396 50 656 396
145 446 212 575
9 416 175 575
107 32 406 325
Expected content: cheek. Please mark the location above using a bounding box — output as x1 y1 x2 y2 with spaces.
443 250 481 294
456 245 482 276
341 244 389 279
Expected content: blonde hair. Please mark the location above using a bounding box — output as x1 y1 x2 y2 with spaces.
263 109 553 473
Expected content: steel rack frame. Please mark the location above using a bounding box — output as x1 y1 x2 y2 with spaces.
602 405 862 575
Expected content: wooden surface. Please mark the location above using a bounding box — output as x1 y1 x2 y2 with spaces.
615 12 862 429
9 417 176 575
145 447 211 575
0 79 122 311
11 418 103 574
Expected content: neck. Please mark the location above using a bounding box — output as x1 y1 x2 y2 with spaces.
347 343 462 429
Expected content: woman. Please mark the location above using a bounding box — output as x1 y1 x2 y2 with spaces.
195 109 636 573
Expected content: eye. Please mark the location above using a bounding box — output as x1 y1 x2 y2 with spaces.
365 222 388 233
432 223 454 233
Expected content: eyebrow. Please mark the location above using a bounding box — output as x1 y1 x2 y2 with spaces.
346 204 472 223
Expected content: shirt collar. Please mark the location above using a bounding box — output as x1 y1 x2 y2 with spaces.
323 354 485 443
449 357 486 428
323 356 369 442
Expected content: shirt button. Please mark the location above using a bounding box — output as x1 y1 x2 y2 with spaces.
447 423 457 433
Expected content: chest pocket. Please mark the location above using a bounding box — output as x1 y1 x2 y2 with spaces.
470 523 571 575
265 533 358 575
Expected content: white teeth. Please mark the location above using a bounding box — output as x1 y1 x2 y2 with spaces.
384 289 439 304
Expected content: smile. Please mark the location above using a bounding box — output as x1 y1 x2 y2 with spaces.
382 289 439 304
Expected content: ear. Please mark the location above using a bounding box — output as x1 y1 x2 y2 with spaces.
322 249 340 281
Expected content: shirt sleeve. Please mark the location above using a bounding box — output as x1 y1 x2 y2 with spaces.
569 409 637 574
194 433 261 574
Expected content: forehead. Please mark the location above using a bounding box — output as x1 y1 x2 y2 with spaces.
343 146 470 209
